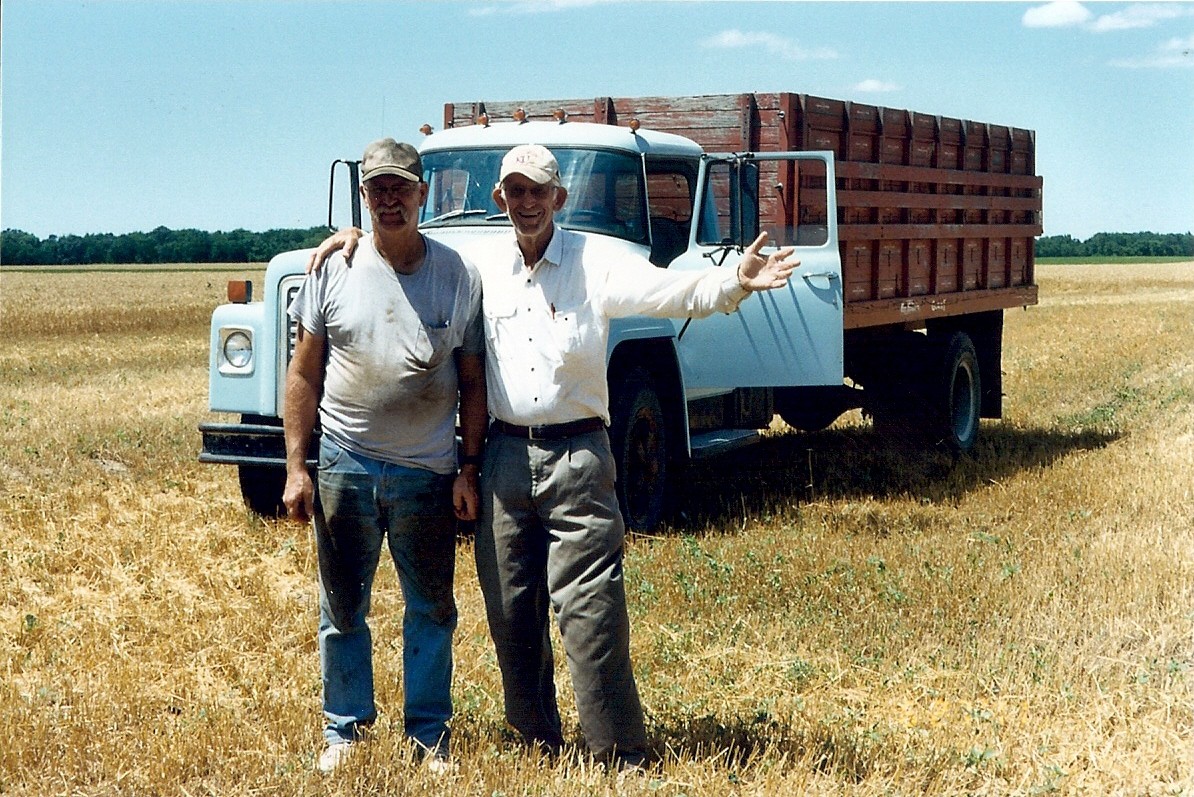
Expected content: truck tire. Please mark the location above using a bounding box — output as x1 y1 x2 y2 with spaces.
866 331 981 455
929 331 982 455
238 464 287 517
609 367 668 532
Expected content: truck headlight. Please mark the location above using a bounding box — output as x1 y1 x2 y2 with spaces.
219 328 254 374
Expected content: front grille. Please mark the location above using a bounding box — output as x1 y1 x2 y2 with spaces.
285 283 302 363
276 277 306 412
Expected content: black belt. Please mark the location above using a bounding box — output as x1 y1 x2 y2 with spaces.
490 417 606 440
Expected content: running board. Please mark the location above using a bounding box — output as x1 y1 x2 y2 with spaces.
688 429 761 460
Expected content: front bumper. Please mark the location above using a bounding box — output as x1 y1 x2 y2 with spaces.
198 421 318 468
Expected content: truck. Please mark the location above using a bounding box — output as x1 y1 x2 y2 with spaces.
200 92 1041 531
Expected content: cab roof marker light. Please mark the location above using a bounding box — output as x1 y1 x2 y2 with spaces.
513 108 528 124
227 280 253 304
420 124 434 136
553 108 568 123
628 119 641 134
477 113 490 127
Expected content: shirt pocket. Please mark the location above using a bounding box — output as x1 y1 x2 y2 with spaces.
410 321 455 370
482 297 517 361
546 310 582 366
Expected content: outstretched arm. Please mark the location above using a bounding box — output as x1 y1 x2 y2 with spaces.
305 227 365 273
735 231 800 292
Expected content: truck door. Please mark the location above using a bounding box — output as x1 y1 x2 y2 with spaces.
669 152 843 390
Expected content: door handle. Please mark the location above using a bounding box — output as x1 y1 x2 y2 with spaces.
801 271 840 280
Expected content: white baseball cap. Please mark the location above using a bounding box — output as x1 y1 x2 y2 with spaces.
499 144 561 186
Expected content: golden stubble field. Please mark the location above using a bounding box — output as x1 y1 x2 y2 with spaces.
1 262 1191 796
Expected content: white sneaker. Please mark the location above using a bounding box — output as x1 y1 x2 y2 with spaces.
317 742 355 774
615 760 649 789
425 753 458 776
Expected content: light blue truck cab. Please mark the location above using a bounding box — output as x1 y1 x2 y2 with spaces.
201 118 846 530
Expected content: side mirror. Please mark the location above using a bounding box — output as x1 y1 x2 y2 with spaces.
327 159 362 232
736 160 760 246
695 157 761 249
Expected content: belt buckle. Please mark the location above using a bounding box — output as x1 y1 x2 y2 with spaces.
526 425 545 441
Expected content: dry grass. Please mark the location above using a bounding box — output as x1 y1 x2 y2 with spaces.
1 263 1191 796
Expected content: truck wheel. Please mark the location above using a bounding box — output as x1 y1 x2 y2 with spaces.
929 332 981 455
609 367 668 532
238 464 287 517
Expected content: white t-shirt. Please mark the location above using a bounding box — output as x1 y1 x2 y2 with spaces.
289 235 483 474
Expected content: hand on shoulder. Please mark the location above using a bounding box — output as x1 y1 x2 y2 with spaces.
306 227 366 274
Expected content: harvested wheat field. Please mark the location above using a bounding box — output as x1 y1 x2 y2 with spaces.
1 262 1191 796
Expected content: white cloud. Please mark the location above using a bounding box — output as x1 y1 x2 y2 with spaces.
1022 1 1092 29
1090 4 1189 32
701 29 838 61
1023 0 1192 32
1023 0 1193 67
1111 33 1194 68
853 79 901 93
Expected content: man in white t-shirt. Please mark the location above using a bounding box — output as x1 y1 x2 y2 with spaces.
283 138 486 774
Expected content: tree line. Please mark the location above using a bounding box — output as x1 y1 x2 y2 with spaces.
2 227 1191 266
1035 231 1192 258
0 226 330 266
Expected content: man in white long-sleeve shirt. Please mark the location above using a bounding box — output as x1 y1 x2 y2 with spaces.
474 145 797 769
308 143 799 771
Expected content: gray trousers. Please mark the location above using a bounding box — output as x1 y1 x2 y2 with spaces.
475 428 647 763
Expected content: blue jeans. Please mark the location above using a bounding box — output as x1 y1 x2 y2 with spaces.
314 436 458 754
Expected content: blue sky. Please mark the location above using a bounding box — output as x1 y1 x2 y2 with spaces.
2 0 1192 241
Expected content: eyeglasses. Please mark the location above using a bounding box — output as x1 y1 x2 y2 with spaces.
501 183 555 201
366 181 420 201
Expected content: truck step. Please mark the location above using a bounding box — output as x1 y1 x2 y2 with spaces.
688 429 761 460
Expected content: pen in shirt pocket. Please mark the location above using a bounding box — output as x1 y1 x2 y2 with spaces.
550 303 556 319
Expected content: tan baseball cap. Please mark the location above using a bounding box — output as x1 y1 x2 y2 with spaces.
361 138 422 183
499 144 561 186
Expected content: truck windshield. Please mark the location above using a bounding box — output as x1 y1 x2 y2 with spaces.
419 148 649 245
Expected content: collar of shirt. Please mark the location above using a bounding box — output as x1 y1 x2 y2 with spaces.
510 227 564 274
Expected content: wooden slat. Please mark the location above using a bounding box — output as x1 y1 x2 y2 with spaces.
843 286 1040 329
840 223 1043 240
837 161 1043 190
838 190 1042 212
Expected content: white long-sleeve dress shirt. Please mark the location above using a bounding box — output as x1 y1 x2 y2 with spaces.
461 226 750 427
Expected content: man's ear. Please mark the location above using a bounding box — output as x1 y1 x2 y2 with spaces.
552 186 568 211
492 186 508 213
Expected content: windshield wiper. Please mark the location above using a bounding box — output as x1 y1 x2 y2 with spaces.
423 208 489 225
